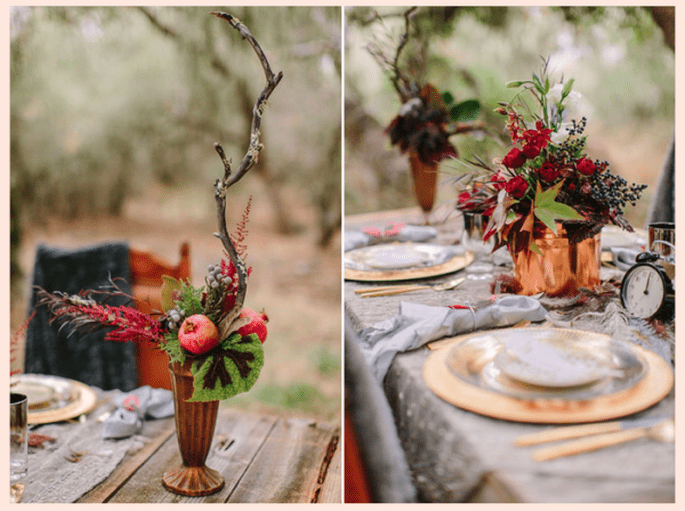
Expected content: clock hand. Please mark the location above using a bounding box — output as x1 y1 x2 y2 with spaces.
644 273 652 295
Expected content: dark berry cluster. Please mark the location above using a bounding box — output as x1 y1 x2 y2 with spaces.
589 169 648 214
556 117 588 160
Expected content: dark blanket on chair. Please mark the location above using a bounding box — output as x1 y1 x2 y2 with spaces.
25 242 138 391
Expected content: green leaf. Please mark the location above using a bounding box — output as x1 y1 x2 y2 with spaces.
532 74 544 94
506 80 525 88
538 201 584 221
561 78 575 100
533 180 583 232
534 180 564 208
450 99 481 122
163 332 186 365
529 239 543 255
188 333 264 402
442 91 455 105
176 281 204 317
533 207 559 233
161 275 183 312
544 76 550 94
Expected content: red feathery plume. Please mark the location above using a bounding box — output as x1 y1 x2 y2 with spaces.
230 196 252 259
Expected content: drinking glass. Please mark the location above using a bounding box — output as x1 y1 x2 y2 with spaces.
10 393 28 484
461 211 495 279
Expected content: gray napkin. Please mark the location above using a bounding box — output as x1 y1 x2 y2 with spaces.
102 386 175 439
345 224 438 252
356 295 548 382
610 247 640 271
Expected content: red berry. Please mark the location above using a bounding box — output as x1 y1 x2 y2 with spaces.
237 308 268 343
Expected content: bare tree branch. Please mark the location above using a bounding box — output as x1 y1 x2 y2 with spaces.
391 6 418 102
211 11 284 186
210 11 283 336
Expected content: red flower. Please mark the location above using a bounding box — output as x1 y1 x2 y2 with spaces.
502 148 527 169
521 121 553 158
576 158 597 176
538 162 559 182
490 171 507 190
505 175 529 199
458 191 472 204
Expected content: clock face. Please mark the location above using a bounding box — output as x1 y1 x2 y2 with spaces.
621 264 665 319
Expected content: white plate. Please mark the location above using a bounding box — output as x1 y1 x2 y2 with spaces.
345 243 457 271
364 246 429 269
495 330 623 388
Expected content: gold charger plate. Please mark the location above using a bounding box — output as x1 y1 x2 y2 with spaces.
423 328 673 424
345 243 473 282
10 374 99 425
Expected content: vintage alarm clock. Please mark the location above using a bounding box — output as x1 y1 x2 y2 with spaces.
620 249 674 321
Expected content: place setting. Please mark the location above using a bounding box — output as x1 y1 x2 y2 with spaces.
423 327 673 424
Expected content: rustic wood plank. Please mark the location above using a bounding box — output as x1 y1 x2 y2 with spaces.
228 417 339 503
315 431 342 503
77 417 175 503
107 409 277 503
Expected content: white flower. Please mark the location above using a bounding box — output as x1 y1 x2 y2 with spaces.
550 123 573 145
546 83 582 109
547 83 565 105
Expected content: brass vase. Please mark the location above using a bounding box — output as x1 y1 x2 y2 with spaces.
409 152 438 216
162 358 225 496
508 222 601 297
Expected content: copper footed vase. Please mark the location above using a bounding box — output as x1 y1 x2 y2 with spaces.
409 152 438 216
162 359 225 496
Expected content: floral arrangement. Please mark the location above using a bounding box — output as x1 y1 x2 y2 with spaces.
457 61 647 255
386 84 481 165
32 11 282 403
366 7 482 166
35 204 268 402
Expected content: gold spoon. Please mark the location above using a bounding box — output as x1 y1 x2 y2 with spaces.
532 417 674 462
356 277 466 298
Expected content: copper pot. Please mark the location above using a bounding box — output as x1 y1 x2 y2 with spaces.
409 152 438 215
162 358 225 496
508 222 601 296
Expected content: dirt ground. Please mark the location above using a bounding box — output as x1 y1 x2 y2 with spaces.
10 181 342 423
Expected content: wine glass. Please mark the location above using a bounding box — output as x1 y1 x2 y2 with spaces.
461 211 495 279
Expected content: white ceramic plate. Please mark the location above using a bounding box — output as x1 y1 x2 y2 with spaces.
345 243 457 271
445 328 647 400
494 330 623 387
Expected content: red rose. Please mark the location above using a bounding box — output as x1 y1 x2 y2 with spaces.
490 171 507 191
522 142 542 158
538 162 559 182
458 191 472 204
502 147 527 169
521 121 552 158
576 158 596 176
505 175 528 199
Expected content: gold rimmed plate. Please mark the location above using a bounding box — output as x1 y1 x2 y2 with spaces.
423 327 673 424
10 374 98 425
345 243 473 282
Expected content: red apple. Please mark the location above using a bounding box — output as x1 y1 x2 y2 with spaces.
178 314 219 355
237 308 268 343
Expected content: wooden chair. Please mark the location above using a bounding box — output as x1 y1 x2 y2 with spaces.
129 242 191 390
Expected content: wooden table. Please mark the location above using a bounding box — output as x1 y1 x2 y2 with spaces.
345 207 675 503
22 396 341 503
